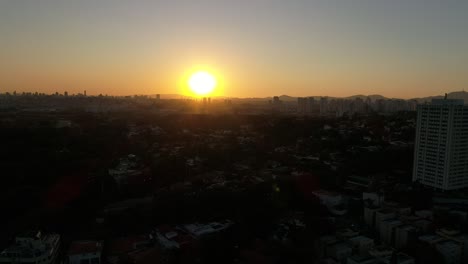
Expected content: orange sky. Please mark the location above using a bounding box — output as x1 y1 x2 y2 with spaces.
1 1 467 98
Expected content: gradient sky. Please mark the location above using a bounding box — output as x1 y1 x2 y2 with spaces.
1 0 467 98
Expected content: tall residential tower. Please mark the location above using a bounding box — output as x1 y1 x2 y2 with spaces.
413 98 468 190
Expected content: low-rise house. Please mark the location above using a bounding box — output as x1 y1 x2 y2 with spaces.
380 219 402 246
381 253 415 264
368 246 393 259
318 236 339 258
347 254 377 264
125 247 164 264
375 209 396 232
395 225 418 249
347 251 414 264
108 154 145 187
414 210 433 220
435 240 462 264
0 230 60 264
348 236 374 255
326 242 352 263
312 190 348 216
107 235 151 264
418 234 444 246
411 219 431 233
67 241 103 264
154 225 194 250
181 220 233 239
336 229 359 240
363 192 384 207
364 207 380 229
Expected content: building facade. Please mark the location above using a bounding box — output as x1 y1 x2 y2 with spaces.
413 99 468 190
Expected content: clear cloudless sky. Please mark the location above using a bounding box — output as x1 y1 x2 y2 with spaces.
0 0 467 98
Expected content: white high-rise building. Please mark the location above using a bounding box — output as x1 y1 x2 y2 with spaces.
413 98 468 190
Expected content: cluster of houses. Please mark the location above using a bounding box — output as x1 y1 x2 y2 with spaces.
0 220 233 264
318 191 468 264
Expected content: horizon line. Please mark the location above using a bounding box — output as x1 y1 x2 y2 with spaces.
3 90 467 101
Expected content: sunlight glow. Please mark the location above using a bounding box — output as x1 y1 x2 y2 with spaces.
188 71 217 96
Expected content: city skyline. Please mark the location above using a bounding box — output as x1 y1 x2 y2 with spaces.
4 89 468 100
1 0 468 98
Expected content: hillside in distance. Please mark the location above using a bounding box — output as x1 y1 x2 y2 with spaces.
411 91 468 103
150 91 468 103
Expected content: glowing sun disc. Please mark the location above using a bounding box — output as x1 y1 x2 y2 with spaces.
188 71 216 95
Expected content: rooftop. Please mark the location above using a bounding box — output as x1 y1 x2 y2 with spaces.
16 230 41 239
377 209 395 215
383 219 402 225
437 228 461 237
127 247 162 264
107 235 150 255
68 241 103 255
182 221 232 238
419 235 444 244
431 99 464 105
348 254 376 262
398 225 417 232
349 236 373 243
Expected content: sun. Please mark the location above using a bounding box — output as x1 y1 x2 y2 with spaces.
188 71 217 96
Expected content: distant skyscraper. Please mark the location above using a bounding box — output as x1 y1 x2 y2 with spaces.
156 94 160 100
307 97 315 113
273 96 280 104
272 96 282 113
297 97 316 115
413 98 468 190
320 97 328 115
297 97 306 114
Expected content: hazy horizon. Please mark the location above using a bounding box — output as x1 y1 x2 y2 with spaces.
1 0 467 98
8 90 468 101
